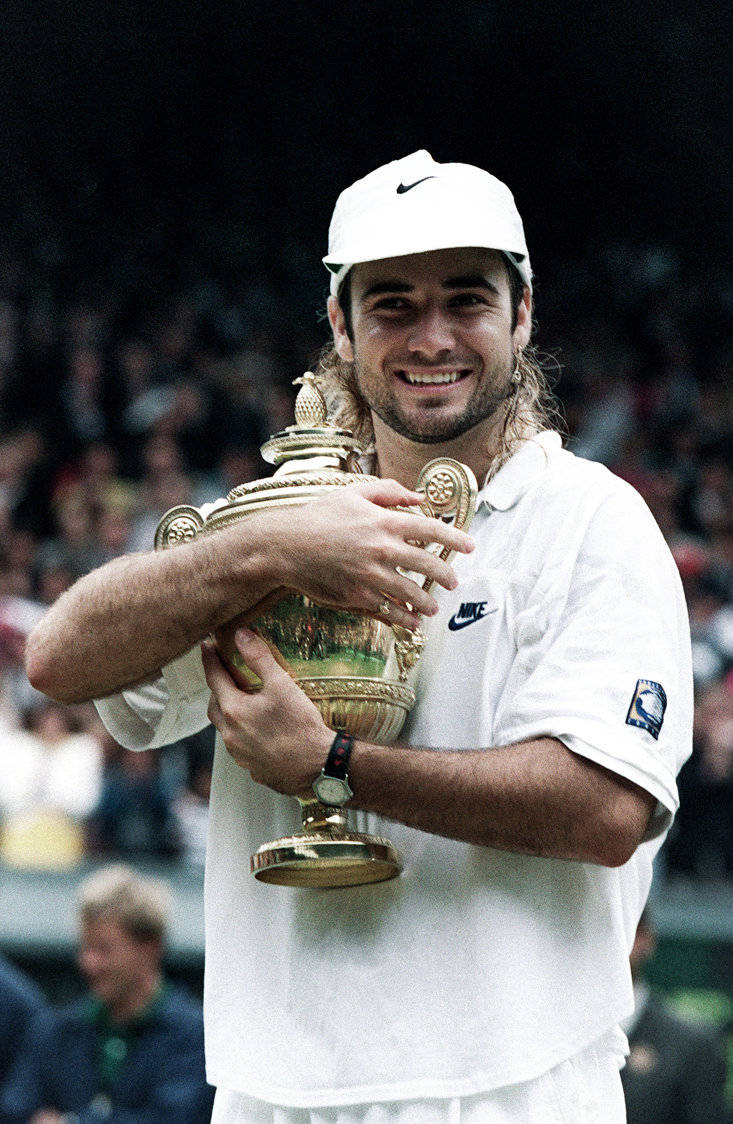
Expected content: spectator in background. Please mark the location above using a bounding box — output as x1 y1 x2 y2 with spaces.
0 700 102 869
0 952 50 1124
35 489 103 581
0 700 102 823
0 863 214 1124
621 908 730 1123
126 433 198 553
0 529 36 600
42 346 117 470
666 674 733 881
214 442 264 500
0 594 47 729
0 428 55 543
92 493 136 567
87 746 182 860
172 735 214 870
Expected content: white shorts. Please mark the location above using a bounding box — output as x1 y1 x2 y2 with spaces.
211 1031 627 1124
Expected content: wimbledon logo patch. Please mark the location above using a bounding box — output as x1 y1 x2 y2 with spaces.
626 679 667 740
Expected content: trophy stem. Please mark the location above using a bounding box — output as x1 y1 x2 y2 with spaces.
297 796 348 836
250 796 403 888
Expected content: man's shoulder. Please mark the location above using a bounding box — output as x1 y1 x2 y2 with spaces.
547 442 639 499
0 954 48 1020
521 439 650 526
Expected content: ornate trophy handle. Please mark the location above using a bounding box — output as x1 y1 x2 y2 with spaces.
154 505 206 550
415 458 478 594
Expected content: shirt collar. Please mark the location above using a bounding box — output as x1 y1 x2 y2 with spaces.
479 430 561 511
358 430 562 511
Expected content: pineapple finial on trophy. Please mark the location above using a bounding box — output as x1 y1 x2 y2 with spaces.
293 372 328 429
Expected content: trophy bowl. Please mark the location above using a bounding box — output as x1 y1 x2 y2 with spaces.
155 373 477 888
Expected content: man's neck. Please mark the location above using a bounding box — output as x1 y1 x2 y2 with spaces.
105 971 161 1025
372 413 506 489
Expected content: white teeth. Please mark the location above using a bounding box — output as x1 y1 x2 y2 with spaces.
403 370 463 385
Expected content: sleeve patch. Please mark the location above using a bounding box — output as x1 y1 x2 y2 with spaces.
626 679 667 740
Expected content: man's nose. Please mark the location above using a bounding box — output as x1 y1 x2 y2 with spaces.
406 306 456 358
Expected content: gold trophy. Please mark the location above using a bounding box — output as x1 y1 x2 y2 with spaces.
155 373 477 888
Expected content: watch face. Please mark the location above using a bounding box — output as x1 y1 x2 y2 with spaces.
313 773 352 806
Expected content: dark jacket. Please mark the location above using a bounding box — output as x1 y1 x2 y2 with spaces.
0 955 50 1110
0 982 214 1124
622 992 730 1124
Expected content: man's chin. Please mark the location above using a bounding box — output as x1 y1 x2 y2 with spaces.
381 412 493 446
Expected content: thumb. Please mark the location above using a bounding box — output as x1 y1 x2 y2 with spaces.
234 627 286 682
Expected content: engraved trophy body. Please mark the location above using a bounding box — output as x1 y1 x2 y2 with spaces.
155 373 477 888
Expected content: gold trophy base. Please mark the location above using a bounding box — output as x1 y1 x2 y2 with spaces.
251 833 402 887
250 800 402 888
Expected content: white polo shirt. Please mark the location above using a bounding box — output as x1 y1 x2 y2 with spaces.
96 431 692 1107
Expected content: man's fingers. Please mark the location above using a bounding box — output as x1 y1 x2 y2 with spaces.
201 639 235 696
355 481 476 555
399 513 475 554
353 479 425 508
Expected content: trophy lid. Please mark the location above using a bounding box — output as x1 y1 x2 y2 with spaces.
154 372 373 543
155 368 476 547
259 372 363 471
218 373 374 515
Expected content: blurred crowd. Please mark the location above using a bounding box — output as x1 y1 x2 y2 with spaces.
0 202 731 883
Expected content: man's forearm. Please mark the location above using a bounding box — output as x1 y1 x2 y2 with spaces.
25 525 281 704
203 632 657 868
347 736 656 867
26 482 473 706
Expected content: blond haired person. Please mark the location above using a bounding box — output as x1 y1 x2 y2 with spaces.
1 864 213 1123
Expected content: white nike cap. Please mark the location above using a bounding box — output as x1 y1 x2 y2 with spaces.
323 150 532 297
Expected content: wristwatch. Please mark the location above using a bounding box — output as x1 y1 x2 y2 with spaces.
312 731 354 806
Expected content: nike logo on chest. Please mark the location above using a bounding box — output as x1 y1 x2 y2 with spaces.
448 601 498 631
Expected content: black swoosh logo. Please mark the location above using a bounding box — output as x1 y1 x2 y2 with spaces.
448 608 497 631
396 176 436 194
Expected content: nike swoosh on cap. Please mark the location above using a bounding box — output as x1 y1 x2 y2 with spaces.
396 176 436 194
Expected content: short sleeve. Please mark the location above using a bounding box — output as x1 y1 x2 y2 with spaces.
493 483 693 839
95 646 210 750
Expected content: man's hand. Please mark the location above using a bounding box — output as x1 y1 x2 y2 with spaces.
26 473 473 704
202 630 332 794
30 1111 66 1124
202 631 656 867
268 479 474 631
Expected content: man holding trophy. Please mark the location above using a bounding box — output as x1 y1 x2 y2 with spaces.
26 152 692 1122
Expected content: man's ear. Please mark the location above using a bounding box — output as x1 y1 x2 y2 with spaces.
512 286 532 353
327 295 354 362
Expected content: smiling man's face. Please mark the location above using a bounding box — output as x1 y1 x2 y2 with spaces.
329 247 531 447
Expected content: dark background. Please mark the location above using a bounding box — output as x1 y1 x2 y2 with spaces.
0 1 731 1080
0 0 729 320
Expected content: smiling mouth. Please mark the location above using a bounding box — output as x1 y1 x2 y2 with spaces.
397 369 470 386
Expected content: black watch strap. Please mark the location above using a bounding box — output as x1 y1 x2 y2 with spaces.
324 731 353 779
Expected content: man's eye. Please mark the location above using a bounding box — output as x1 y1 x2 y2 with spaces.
450 293 485 307
373 298 409 312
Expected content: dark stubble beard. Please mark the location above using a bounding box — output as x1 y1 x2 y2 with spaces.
353 350 516 445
